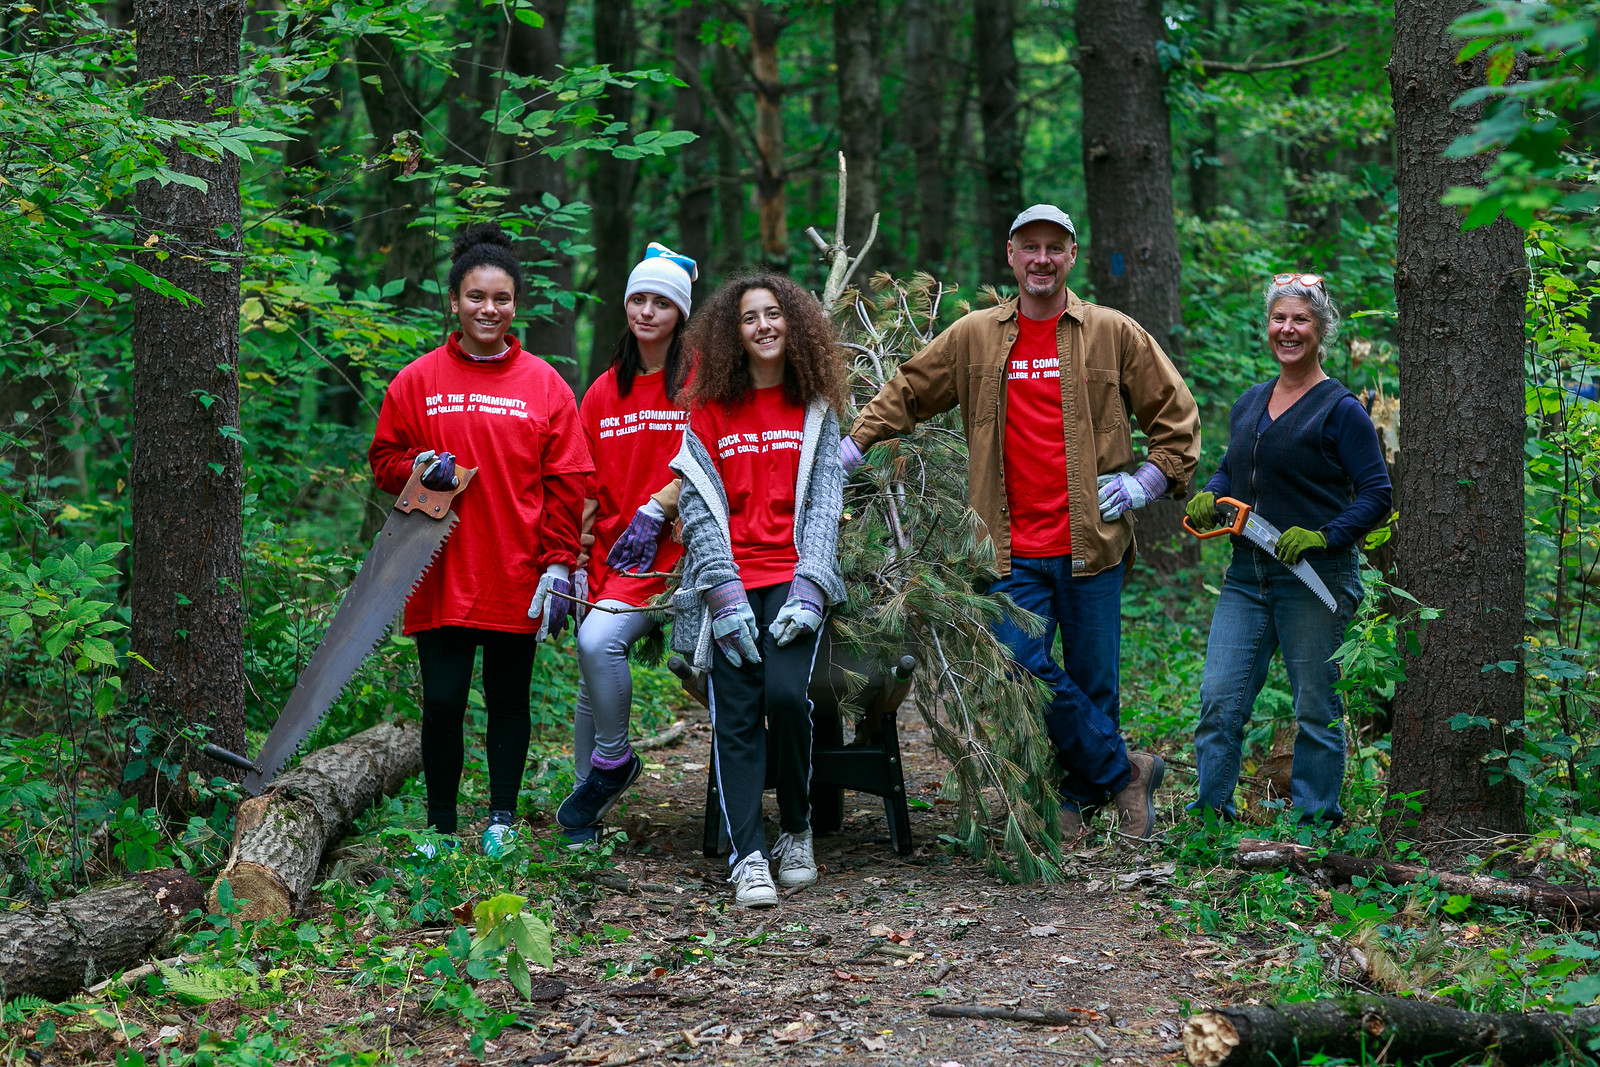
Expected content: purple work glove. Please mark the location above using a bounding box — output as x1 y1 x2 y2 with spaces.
413 450 459 491
839 436 865 474
1096 462 1168 522
705 579 761 667
527 565 574 642
606 499 667 574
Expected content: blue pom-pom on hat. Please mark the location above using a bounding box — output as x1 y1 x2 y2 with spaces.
626 241 698 316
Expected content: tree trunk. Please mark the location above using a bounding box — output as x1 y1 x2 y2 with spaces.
506 0 581 395
1183 997 1600 1067
353 32 438 311
904 0 952 273
1385 0 1529 853
748 2 788 269
442 0 502 171
211 719 423 920
673 3 712 273
1075 0 1197 570
972 0 1021 286
834 0 882 275
586 0 636 387
129 0 248 803
0 869 204 999
713 42 745 278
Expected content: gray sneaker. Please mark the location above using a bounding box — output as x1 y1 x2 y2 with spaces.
771 829 817 888
730 852 778 908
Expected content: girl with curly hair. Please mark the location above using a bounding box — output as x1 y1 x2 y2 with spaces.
668 273 848 907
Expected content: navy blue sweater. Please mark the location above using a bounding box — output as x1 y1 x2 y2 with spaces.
1204 392 1392 551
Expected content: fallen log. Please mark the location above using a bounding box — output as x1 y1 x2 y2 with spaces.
634 720 688 752
0 869 203 999
928 1004 1103 1026
1183 996 1600 1067
211 718 422 920
1236 839 1600 924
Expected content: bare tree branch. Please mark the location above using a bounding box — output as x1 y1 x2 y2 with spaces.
1200 42 1347 75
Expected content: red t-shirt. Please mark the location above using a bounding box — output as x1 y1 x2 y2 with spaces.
1004 312 1073 557
580 366 688 606
368 334 592 635
690 386 804 590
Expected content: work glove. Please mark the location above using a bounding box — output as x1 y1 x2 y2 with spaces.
769 575 825 647
571 568 591 626
1096 462 1168 522
527 564 574 642
1185 491 1221 532
1275 527 1326 566
839 436 865 474
705 579 761 667
606 499 666 574
413 449 459 491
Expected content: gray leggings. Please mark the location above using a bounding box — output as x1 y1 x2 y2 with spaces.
572 602 657 782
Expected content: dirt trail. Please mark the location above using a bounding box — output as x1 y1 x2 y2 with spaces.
473 708 1206 1066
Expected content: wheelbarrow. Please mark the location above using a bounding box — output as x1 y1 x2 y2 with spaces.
666 623 917 856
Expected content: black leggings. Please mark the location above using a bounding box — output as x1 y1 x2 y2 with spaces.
415 626 538 833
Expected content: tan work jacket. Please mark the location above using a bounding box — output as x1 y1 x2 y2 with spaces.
848 290 1201 578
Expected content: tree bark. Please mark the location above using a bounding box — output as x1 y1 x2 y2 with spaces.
972 0 1021 285
1386 0 1529 853
1235 839 1600 924
0 869 204 999
506 0 580 395
1183 997 1600 1067
713 42 746 277
586 0 636 387
748 2 788 269
442 0 503 171
1075 0 1197 570
353 32 439 311
673 3 713 273
904 0 952 273
834 0 882 276
129 0 248 804
211 719 423 920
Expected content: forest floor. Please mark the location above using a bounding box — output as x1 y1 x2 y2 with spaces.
69 705 1264 1067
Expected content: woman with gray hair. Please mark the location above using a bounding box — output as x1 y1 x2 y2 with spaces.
1184 272 1392 824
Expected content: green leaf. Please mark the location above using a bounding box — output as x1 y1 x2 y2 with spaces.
506 948 533 999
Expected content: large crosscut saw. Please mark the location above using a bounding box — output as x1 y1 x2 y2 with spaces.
203 463 477 795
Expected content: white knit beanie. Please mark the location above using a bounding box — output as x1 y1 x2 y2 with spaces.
625 242 698 317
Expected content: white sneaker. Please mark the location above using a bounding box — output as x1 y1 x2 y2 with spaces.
729 852 778 908
772 829 818 888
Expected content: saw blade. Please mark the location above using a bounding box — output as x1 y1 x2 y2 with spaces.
1239 512 1339 614
240 507 456 795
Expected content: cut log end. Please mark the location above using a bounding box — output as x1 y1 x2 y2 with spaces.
208 861 292 921
1182 1012 1241 1067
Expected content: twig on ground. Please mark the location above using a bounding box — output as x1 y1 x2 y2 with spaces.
634 721 688 752
928 1005 1102 1026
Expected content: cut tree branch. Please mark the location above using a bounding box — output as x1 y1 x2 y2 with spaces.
1200 43 1347 75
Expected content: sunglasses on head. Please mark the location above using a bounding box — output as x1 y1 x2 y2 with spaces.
1272 272 1324 288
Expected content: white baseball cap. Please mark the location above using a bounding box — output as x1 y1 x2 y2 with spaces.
1009 204 1077 239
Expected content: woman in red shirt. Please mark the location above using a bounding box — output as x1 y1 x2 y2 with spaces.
368 224 590 858
669 275 849 907
555 244 697 844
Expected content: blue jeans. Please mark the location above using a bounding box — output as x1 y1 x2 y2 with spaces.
1192 547 1363 822
989 556 1130 810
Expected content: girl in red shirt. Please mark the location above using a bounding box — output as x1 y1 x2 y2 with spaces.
668 275 849 907
368 224 590 858
555 244 697 843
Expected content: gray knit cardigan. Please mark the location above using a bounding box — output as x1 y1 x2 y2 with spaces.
668 397 847 672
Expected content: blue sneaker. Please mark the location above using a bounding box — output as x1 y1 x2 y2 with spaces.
556 752 642 830
559 824 600 850
482 810 518 857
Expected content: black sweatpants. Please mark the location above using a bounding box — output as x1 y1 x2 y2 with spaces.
415 626 538 833
707 581 822 865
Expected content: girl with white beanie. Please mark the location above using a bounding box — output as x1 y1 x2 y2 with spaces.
556 243 698 843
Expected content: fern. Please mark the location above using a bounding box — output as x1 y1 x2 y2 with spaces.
2 994 48 1022
156 963 259 1005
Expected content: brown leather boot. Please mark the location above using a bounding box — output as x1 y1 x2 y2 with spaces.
1114 752 1165 839
1060 806 1086 842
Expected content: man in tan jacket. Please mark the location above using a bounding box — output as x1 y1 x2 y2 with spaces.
841 205 1200 838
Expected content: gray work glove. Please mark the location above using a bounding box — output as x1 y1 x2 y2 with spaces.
706 579 761 667
768 575 824 647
